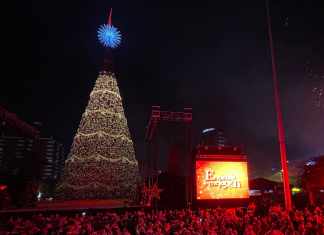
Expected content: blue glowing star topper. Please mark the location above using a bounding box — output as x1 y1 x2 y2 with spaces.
97 9 121 48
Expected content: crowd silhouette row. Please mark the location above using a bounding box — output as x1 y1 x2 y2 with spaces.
2 203 324 234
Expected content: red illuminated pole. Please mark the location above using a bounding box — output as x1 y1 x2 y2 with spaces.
266 0 292 211
108 8 112 25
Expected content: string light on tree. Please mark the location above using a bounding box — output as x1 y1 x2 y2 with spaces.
97 9 121 48
58 10 140 200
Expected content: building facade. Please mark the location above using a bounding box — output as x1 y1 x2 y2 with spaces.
200 128 229 148
0 107 65 183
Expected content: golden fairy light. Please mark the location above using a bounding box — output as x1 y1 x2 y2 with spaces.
58 72 140 199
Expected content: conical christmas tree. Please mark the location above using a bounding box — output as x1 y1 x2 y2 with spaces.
58 10 140 200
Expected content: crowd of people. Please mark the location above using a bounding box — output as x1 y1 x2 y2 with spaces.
2 203 324 234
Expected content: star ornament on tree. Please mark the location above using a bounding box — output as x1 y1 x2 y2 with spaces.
97 24 121 48
97 8 121 49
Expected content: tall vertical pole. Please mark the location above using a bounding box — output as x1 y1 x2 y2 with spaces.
185 119 192 208
108 8 113 25
266 0 292 210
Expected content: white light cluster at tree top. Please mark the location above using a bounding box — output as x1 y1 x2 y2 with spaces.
58 71 140 199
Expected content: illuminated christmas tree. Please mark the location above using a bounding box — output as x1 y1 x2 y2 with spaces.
58 10 140 200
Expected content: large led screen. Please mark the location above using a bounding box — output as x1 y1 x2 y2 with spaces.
196 160 249 200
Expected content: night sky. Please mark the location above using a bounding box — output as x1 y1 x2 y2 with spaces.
3 0 324 177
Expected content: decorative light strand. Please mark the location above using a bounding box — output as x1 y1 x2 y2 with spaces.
67 154 138 165
75 132 132 142
90 89 122 99
83 110 123 119
58 70 140 200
